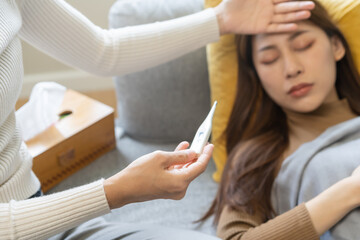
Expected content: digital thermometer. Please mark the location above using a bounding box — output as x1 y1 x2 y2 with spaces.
190 101 217 155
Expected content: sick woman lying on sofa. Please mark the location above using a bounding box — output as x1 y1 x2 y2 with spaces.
202 0 360 239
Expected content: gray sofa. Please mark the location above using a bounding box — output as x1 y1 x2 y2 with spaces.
48 0 218 236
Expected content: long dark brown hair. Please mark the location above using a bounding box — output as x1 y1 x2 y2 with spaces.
202 0 360 224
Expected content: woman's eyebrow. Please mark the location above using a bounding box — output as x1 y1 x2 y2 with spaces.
288 30 309 41
258 30 310 52
258 45 276 52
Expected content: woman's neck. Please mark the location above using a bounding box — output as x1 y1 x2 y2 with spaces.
283 98 357 158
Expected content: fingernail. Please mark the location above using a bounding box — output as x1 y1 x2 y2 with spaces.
304 2 315 8
204 144 214 153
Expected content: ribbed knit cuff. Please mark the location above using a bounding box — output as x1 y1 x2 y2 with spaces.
266 203 319 240
1 179 110 240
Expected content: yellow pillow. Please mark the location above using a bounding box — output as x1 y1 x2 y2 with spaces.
205 0 238 182
320 0 360 71
206 0 360 182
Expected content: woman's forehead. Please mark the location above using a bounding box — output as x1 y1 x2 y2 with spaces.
253 22 318 45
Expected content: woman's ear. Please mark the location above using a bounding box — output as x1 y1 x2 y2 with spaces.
331 36 346 62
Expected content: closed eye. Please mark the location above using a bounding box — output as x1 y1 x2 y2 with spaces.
261 57 279 65
294 41 314 51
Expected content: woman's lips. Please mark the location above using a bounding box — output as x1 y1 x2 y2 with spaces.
288 83 314 98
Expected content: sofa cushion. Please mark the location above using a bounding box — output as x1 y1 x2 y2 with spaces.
109 0 210 143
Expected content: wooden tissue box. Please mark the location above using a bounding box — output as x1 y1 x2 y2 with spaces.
25 89 115 192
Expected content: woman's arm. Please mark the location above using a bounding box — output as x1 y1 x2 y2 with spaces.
306 172 360 235
217 203 318 240
218 173 360 240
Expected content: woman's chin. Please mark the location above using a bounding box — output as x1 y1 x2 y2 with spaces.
283 99 323 113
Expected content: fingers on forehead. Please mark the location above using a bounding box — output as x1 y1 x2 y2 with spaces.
266 23 298 33
272 11 311 24
273 0 291 4
274 1 314 14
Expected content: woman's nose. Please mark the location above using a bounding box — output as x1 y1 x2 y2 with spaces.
283 53 304 79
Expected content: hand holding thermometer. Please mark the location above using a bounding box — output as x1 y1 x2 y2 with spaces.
190 101 217 156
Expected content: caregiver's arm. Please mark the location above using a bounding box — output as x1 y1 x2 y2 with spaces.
0 142 213 240
18 0 218 76
104 142 214 209
305 167 360 235
17 0 314 76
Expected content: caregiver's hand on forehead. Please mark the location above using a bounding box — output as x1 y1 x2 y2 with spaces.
214 0 315 35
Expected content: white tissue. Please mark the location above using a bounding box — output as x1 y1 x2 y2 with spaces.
16 82 67 141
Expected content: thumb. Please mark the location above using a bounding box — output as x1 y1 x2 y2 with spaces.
185 144 214 182
174 141 190 151
163 149 197 167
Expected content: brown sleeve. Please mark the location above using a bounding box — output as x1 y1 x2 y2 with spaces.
217 203 319 240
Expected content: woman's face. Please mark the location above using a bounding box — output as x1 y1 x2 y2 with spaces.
252 22 345 113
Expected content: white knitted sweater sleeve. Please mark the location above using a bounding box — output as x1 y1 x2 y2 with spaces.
17 0 219 76
0 1 219 239
0 180 111 240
